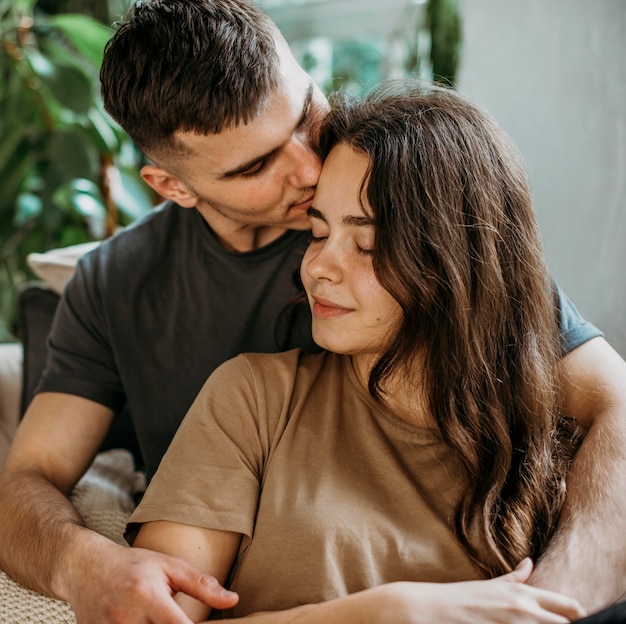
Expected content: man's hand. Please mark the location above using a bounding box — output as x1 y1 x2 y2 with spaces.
65 539 238 624
0 394 238 624
0 393 238 624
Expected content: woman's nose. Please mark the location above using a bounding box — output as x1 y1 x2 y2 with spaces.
304 242 342 283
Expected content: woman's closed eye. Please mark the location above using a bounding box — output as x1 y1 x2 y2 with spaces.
355 230 375 256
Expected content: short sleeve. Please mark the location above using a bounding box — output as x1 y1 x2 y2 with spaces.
555 283 603 356
126 355 265 540
36 251 126 411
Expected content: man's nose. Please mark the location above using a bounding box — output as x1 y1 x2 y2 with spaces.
286 138 322 188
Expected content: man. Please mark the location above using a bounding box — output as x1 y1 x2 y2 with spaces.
0 1 624 623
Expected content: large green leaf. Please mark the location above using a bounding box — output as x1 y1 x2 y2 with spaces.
24 47 55 79
25 46 93 114
46 129 100 185
52 179 106 221
14 191 43 225
45 14 113 68
0 146 41 215
0 0 37 14
0 3 145 338
59 224 91 247
426 0 462 86
111 165 155 223
0 125 35 176
77 107 122 155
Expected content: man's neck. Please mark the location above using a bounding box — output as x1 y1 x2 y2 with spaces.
214 224 289 253
194 205 289 252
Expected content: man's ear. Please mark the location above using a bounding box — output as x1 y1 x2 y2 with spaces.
141 165 198 208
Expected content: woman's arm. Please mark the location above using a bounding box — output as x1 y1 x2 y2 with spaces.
133 521 242 621
135 522 584 624
529 336 626 609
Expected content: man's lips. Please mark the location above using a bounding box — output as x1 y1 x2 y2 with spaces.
311 296 353 319
290 195 315 212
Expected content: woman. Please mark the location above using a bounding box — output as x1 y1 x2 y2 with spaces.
127 80 586 623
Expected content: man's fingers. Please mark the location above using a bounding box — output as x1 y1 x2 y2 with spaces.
167 559 239 610
108 600 193 624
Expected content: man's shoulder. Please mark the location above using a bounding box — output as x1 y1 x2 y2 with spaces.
77 201 194 276
96 201 182 255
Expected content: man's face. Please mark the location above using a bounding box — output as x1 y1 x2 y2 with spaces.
162 41 329 235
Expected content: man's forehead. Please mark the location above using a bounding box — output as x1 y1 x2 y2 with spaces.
176 78 314 177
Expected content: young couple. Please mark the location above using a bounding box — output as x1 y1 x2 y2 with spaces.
129 79 596 623
0 1 625 623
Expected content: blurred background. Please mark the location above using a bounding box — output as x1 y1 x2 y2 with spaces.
1 0 624 357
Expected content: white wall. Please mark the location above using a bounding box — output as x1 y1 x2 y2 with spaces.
456 0 626 357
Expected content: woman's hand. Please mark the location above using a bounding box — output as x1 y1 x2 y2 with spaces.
205 558 586 624
368 558 586 624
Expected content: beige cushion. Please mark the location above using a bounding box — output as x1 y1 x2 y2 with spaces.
26 242 100 294
0 343 23 471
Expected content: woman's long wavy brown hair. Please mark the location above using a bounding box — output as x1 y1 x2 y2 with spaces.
319 80 574 577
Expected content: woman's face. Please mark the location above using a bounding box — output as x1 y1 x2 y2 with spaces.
301 143 402 367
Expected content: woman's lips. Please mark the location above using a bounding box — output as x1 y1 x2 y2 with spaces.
311 296 352 319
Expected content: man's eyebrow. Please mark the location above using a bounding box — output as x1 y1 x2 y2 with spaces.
298 82 314 127
218 147 276 179
218 82 315 180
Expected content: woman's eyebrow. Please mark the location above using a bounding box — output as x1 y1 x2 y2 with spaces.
343 215 375 228
307 206 374 228
307 206 326 222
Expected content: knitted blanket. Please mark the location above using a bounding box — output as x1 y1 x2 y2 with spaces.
0 449 145 623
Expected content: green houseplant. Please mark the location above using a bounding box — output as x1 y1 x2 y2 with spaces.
403 0 462 87
0 0 153 340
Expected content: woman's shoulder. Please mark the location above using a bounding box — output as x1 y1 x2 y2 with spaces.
191 350 338 449
210 350 340 413
220 349 330 386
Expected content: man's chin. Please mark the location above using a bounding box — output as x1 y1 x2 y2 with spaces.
284 213 313 230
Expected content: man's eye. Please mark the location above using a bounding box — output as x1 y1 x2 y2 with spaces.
241 161 265 177
298 104 311 130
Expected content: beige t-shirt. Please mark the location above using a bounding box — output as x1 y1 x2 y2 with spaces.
129 349 481 617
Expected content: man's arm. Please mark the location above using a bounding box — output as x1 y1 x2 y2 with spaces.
0 393 112 594
529 336 626 610
0 393 235 624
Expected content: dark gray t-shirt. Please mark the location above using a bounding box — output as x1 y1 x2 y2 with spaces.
37 201 602 480
38 202 313 478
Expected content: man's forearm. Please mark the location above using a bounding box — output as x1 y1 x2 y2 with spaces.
0 468 97 600
530 339 626 610
530 412 626 610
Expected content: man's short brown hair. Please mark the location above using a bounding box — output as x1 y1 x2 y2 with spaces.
100 0 280 159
